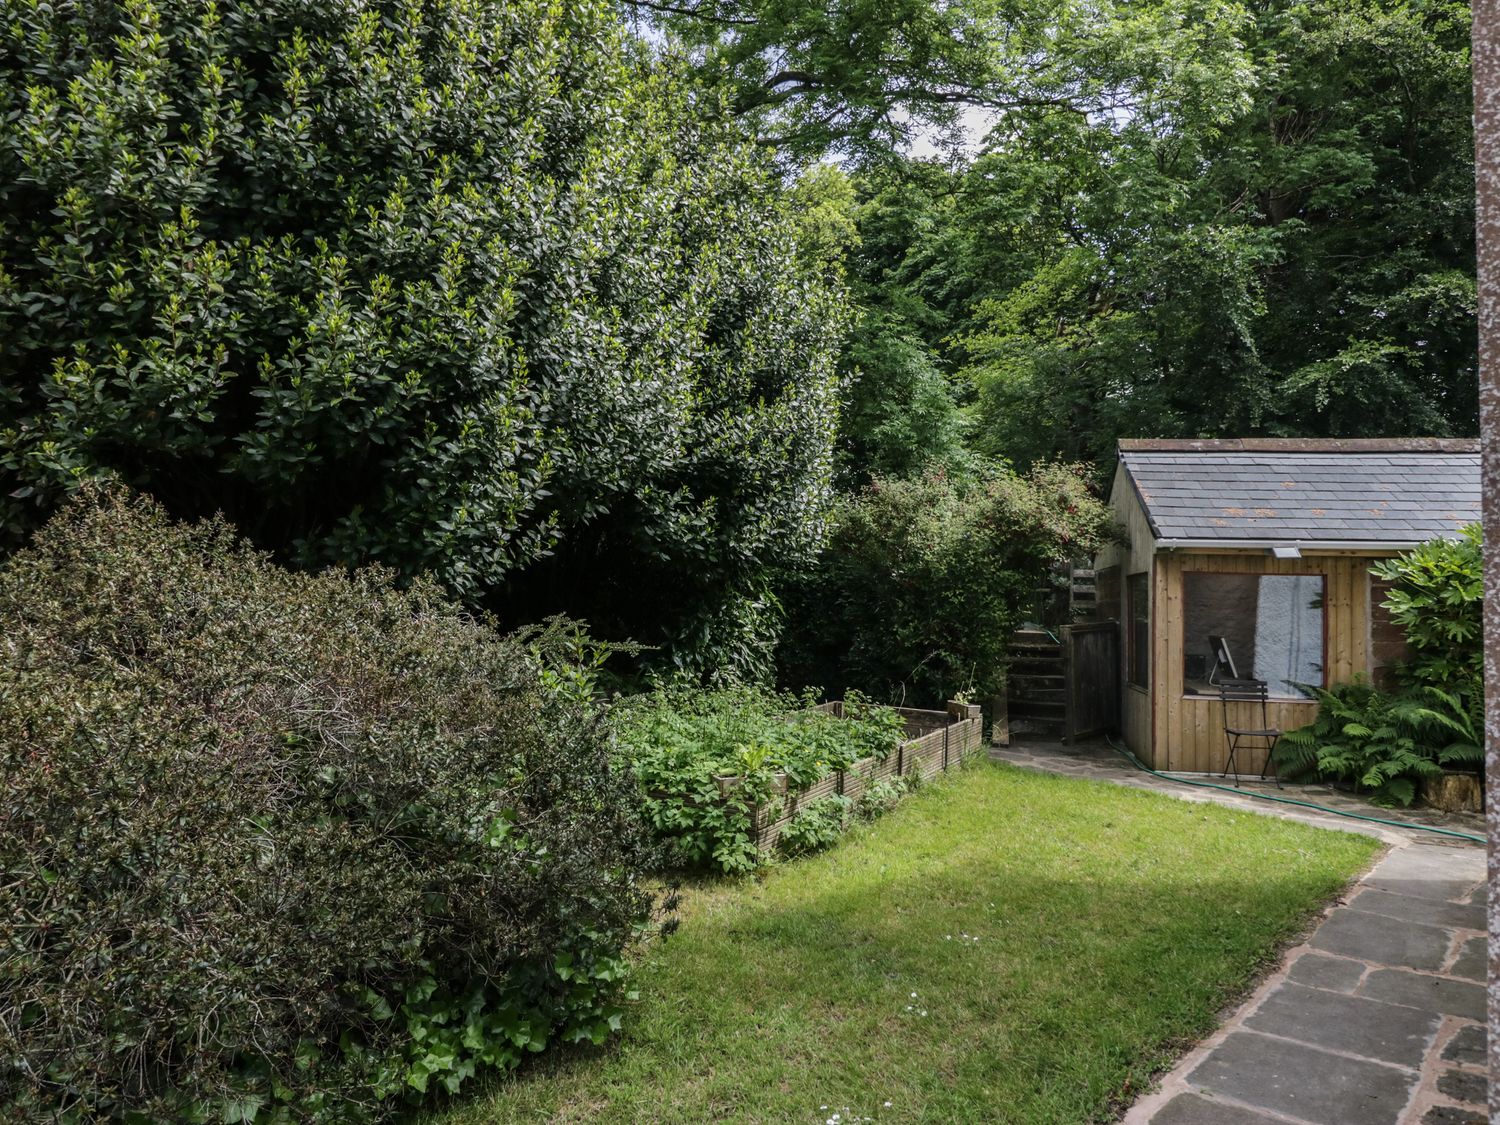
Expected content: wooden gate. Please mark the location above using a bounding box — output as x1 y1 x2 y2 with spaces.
1062 620 1120 743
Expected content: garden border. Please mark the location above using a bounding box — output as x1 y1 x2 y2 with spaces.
714 700 984 853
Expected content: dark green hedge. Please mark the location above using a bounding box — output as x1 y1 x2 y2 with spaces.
0 489 654 1121
0 0 847 676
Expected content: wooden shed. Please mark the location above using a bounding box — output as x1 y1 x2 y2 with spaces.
1093 438 1481 774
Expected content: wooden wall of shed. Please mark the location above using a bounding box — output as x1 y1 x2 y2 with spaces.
1151 551 1392 774
1368 575 1411 690
1095 463 1160 762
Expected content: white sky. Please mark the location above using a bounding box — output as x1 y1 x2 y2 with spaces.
904 105 1000 162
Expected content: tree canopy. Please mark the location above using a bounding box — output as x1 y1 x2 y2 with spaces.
816 0 1477 479
0 0 1478 690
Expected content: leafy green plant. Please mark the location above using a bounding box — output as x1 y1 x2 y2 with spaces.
856 775 917 819
1274 679 1481 807
0 488 654 1122
1279 529 1485 806
779 796 856 856
778 462 1113 705
0 0 848 680
1371 524 1484 698
613 688 904 873
1275 680 1436 806
1409 686 1484 772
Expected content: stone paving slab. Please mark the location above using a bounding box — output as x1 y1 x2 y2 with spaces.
1421 1107 1488 1124
1359 969 1487 1022
1150 1092 1290 1124
1449 937 1486 983
1345 888 1486 932
1308 910 1455 972
1441 1024 1487 1068
1284 951 1367 993
1363 847 1487 904
997 740 1489 1125
1435 1069 1486 1107
1243 982 1441 1068
1185 1031 1416 1125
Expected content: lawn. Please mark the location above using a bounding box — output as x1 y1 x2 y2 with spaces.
433 761 1380 1125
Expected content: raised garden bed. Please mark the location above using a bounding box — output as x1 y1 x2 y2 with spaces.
721 700 984 854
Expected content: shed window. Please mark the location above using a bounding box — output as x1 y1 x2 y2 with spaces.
1126 572 1149 688
1183 573 1324 699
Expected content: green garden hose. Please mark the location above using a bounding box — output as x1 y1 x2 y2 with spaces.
1102 735 1486 845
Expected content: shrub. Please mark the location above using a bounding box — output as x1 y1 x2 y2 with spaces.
612 688 904 873
1370 524 1484 698
0 489 654 1122
778 796 855 856
778 462 1114 705
1276 683 1483 808
1278 528 1485 804
0 0 847 675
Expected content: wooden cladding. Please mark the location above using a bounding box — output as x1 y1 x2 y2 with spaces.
1147 552 1382 774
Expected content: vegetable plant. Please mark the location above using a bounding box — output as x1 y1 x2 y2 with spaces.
612 688 904 873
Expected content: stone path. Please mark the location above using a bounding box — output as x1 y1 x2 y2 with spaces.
994 738 1485 842
991 739 1488 1125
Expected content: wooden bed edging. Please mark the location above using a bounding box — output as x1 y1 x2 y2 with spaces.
728 700 984 854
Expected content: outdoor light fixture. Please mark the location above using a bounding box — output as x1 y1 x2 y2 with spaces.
1270 546 1302 559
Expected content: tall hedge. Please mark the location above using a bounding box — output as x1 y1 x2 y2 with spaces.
0 0 847 670
0 488 654 1121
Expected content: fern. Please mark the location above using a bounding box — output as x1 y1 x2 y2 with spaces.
1273 676 1478 807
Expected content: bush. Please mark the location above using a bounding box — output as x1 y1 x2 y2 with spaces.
611 688 904 873
0 0 847 675
0 489 654 1122
778 462 1114 705
1275 679 1481 806
778 796 855 856
1371 524 1484 698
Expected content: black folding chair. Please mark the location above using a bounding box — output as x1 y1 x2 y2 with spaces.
1219 678 1282 788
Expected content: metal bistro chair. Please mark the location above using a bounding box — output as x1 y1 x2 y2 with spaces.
1219 678 1282 788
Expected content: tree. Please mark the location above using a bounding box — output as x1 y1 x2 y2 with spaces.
0 0 849 671
618 0 1077 163
958 0 1477 471
816 160 978 483
777 462 1112 705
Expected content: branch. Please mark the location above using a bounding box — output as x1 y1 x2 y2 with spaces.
617 0 758 26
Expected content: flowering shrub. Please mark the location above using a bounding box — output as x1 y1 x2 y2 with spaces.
612 688 904 873
0 489 653 1122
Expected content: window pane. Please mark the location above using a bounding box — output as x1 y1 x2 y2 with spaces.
1183 573 1324 698
1127 572 1149 688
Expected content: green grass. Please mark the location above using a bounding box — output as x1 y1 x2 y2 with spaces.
431 761 1380 1125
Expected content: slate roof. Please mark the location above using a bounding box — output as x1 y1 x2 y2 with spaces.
1117 439 1481 546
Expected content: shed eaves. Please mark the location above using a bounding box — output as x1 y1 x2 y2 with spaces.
1120 450 1481 545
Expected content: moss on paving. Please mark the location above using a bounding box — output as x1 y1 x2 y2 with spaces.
431 761 1379 1124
